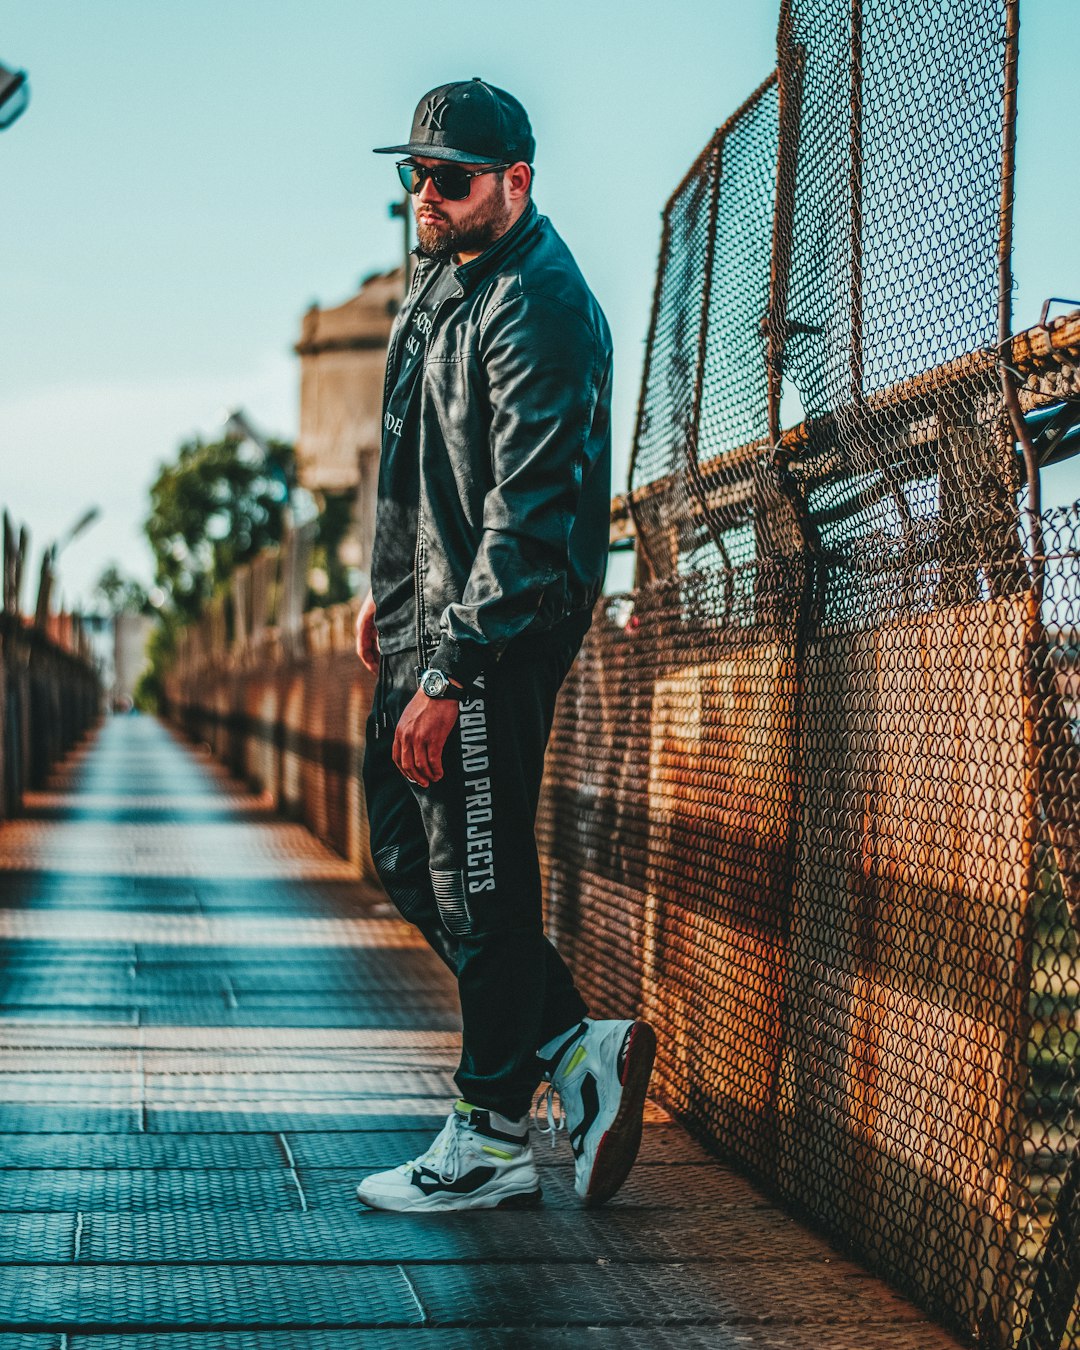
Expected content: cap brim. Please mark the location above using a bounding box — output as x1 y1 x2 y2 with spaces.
372 142 502 164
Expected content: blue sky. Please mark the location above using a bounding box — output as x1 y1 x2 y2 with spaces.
0 0 1077 607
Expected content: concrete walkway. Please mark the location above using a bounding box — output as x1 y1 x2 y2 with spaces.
0 714 963 1346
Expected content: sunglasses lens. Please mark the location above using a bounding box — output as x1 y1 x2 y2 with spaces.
433 168 470 199
397 162 473 200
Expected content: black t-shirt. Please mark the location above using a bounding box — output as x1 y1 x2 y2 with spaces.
370 264 458 656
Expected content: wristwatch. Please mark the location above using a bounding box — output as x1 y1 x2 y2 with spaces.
419 668 463 700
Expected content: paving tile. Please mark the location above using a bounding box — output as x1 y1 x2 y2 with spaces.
406 1262 934 1328
0 1108 139 1133
0 1168 299 1212
0 1214 75 1262
145 1108 450 1132
61 1333 963 1350
0 1265 421 1327
0 1133 281 1170
0 1007 137 1025
0 870 138 896
0 986 138 1004
0 1073 136 1092
144 1070 456 1100
65 1336 525 1350
140 1048 457 1073
138 1007 460 1029
77 1208 827 1266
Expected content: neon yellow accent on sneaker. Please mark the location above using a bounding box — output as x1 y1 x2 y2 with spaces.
455 1100 476 1113
566 1044 587 1074
481 1144 515 1160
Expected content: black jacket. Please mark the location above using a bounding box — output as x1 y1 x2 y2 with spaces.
383 201 613 686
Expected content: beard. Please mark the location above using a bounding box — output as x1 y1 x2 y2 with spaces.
415 185 513 263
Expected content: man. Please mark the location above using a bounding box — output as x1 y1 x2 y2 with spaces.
354 78 655 1212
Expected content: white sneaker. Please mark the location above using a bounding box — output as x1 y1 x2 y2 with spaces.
355 1100 542 1212
538 1017 656 1206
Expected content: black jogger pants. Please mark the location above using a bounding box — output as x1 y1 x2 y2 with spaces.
362 612 591 1119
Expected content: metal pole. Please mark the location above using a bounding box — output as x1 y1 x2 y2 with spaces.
402 192 412 293
998 0 1041 572
848 0 864 406
389 196 413 300
684 135 734 593
1000 6 1073 1348
767 2 804 449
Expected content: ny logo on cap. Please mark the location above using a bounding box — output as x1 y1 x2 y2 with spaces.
419 95 448 131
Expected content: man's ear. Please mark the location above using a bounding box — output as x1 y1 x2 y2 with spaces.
506 162 532 200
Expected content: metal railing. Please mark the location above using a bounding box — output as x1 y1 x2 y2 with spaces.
542 2 1080 1345
1 511 100 818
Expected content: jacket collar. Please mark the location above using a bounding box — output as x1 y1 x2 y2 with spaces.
410 201 543 296
455 199 542 290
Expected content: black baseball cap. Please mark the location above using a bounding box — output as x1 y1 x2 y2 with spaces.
373 78 534 165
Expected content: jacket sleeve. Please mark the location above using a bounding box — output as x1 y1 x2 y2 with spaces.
428 289 605 685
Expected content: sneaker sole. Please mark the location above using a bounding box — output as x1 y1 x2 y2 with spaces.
494 1187 544 1210
357 1186 543 1213
584 1019 657 1208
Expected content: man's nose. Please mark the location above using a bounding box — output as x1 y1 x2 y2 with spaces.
417 173 443 203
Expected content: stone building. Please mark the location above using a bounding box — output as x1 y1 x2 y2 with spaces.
294 267 403 586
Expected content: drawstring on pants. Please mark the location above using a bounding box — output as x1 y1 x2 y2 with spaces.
372 674 390 741
372 655 423 740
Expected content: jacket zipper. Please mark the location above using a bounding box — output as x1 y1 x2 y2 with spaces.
413 273 464 671
375 260 428 737
414 502 427 667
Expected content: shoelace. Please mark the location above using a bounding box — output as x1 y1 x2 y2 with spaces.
401 1111 464 1184
532 1083 566 1150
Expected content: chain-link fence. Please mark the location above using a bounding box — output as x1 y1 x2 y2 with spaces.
540 2 1080 1346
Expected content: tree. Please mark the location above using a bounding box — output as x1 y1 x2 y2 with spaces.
92 562 150 616
307 489 354 609
140 432 356 711
144 435 294 621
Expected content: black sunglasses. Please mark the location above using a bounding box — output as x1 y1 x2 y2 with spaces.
396 159 511 201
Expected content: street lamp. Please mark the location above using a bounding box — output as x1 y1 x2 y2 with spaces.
55 506 102 557
0 62 29 131
389 194 413 300
34 506 102 628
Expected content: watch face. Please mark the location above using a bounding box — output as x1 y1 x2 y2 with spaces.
422 669 448 698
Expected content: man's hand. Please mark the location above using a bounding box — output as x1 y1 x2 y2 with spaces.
355 589 380 674
393 688 460 787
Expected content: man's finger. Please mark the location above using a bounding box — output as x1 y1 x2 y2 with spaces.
412 735 434 785
422 733 444 782
360 637 380 675
395 725 429 787
414 739 437 784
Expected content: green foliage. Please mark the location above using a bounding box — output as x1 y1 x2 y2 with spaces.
134 620 176 714
93 562 150 617
141 433 360 701
144 435 294 622
307 489 355 609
